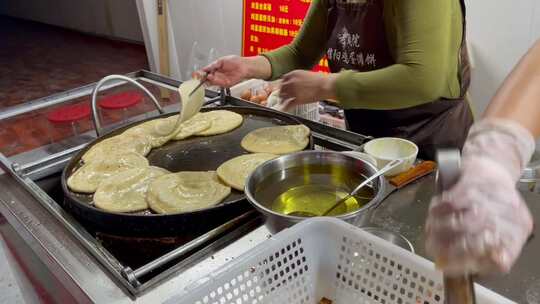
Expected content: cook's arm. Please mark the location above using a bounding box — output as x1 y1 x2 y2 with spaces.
260 0 328 79
425 40 540 275
335 0 460 110
201 0 327 87
484 40 540 136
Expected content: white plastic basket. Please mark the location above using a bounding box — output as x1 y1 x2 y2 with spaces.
174 218 515 304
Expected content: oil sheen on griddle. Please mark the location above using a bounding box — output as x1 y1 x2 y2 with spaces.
255 164 374 216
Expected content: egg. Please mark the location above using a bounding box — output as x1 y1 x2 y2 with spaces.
263 85 273 96
250 95 264 104
240 89 252 100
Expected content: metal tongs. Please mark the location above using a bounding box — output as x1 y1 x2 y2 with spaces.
188 71 211 97
436 149 476 304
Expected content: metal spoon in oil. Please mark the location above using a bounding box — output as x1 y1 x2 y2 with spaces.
288 159 403 217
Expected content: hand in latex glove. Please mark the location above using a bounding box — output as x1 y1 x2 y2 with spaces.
425 119 535 275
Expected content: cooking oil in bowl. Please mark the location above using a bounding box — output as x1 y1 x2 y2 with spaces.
253 164 375 217
271 184 370 216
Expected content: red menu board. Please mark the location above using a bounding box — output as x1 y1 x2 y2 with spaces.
242 0 329 72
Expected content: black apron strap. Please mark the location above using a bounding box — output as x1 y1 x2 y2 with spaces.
457 0 471 96
325 0 473 160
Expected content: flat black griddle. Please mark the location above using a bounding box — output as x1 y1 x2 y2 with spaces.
61 106 313 237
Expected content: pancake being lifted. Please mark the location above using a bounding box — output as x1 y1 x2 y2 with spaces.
172 113 212 140
120 78 207 147
195 110 244 136
217 153 277 191
67 152 149 193
241 124 310 154
81 134 152 163
93 166 169 213
177 78 205 124
147 171 231 214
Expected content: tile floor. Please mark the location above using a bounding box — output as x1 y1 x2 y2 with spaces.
0 16 148 109
0 16 158 157
0 16 156 302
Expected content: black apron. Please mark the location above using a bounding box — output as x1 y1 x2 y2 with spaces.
325 0 473 160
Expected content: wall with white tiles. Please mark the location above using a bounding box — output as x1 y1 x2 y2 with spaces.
167 0 243 80
465 0 540 117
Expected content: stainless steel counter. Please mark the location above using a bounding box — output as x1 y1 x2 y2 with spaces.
1 70 539 303
370 173 540 304
2 167 540 303
0 169 268 303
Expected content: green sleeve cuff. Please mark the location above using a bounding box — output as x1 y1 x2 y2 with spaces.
334 70 360 109
260 52 280 81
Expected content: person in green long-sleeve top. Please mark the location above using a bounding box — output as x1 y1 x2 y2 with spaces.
201 0 473 159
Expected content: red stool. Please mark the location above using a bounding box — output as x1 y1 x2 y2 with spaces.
47 104 91 141
98 91 143 125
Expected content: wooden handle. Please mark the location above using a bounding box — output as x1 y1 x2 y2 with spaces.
389 161 437 188
157 0 170 100
444 276 476 304
436 149 476 304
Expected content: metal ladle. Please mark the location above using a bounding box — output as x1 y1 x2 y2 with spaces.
436 149 476 304
288 158 403 217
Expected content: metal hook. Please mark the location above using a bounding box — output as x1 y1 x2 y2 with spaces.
218 87 229 106
90 75 165 136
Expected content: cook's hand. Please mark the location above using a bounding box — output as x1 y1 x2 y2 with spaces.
426 158 533 275
279 70 338 110
425 119 536 276
197 55 249 88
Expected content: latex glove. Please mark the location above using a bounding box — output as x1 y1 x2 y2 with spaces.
425 119 536 275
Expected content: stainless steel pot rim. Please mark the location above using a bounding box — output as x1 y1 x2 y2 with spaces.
244 150 387 221
361 227 415 253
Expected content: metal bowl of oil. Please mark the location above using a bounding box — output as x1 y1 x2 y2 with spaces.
245 151 386 233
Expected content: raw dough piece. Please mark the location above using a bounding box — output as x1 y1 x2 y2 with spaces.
241 125 310 154
195 110 243 136
172 113 212 140
147 171 231 214
67 152 149 193
82 134 152 163
94 166 169 213
123 117 177 148
217 153 277 191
